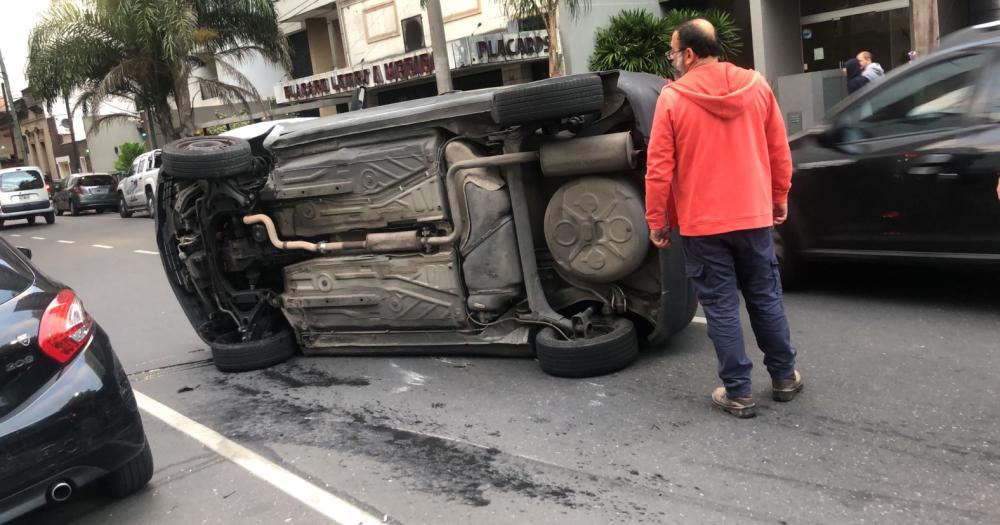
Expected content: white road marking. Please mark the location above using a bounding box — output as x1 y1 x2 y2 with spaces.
31 236 46 240
57 240 75 244
134 391 384 525
134 249 159 255
91 244 114 249
10 234 21 237
692 316 707 325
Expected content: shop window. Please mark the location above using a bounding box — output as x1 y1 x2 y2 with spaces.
402 15 425 53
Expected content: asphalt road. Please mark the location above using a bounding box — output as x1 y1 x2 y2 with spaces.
2 212 998 524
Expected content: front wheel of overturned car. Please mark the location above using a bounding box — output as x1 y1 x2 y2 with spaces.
536 317 638 378
210 328 298 373
102 440 153 498
162 136 253 180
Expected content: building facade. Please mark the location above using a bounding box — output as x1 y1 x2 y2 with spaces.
271 0 552 115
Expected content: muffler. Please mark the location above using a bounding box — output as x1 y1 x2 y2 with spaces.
49 481 73 502
539 131 638 177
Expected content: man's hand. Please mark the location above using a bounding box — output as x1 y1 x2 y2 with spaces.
995 175 999 202
773 202 788 226
650 227 672 249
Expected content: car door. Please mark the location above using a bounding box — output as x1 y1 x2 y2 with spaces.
796 50 991 253
126 156 146 206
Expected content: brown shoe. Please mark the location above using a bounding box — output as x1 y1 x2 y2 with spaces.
711 387 756 418
772 370 804 402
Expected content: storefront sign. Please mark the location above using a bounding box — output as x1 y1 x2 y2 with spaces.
276 30 549 104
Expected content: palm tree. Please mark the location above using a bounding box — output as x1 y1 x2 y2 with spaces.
494 0 590 77
27 0 291 142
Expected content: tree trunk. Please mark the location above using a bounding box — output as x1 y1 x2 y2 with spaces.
173 75 196 138
63 95 80 174
545 12 559 78
153 100 179 143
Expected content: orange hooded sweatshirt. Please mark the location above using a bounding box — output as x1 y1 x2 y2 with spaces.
645 62 792 236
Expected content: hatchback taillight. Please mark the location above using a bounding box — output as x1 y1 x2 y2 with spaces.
39 289 95 364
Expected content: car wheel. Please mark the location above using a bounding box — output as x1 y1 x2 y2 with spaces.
491 74 605 126
56 206 64 216
26 216 36 225
96 207 105 214
44 212 55 225
146 193 156 221
0 220 4 230
102 440 153 498
535 317 638 378
210 328 297 373
119 196 133 218
162 136 253 180
70 201 80 216
773 229 804 290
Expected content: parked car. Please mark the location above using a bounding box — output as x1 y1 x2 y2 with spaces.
117 149 161 219
0 167 56 230
780 23 1000 285
155 72 697 378
53 173 119 216
0 238 152 522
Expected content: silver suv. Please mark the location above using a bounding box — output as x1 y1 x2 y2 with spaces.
0 167 56 229
156 72 697 378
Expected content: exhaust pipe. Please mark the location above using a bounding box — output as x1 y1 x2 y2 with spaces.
49 481 73 502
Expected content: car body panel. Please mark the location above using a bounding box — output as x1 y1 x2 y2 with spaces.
0 167 54 221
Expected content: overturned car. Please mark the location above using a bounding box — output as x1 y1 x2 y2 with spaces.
156 72 696 378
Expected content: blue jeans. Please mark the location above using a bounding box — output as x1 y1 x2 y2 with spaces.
682 227 797 398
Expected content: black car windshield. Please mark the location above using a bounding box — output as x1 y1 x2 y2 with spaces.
0 170 44 192
78 175 114 187
0 240 34 306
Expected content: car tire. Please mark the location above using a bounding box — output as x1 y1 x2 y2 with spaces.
774 229 804 290
491 74 605 127
210 328 297 373
44 212 55 225
162 136 253 180
56 206 64 216
102 440 153 498
119 196 133 218
26 216 36 225
0 220 4 230
96 208 105 214
535 317 638 378
146 192 156 221
70 201 80 216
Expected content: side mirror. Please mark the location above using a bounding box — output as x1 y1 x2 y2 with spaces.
17 247 32 260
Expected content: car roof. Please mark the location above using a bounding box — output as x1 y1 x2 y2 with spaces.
0 166 44 174
939 21 1000 51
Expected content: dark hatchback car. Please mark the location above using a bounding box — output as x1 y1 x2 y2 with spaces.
780 24 1000 284
53 174 119 216
0 238 152 522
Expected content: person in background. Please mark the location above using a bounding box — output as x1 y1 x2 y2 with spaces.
858 51 885 81
645 18 802 419
846 58 869 94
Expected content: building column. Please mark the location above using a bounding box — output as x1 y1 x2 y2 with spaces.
912 0 939 56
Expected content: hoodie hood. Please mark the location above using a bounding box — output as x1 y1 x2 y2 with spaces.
846 58 863 78
665 62 760 120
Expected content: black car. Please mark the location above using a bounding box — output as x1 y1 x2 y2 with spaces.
780 24 1000 284
0 238 152 521
52 174 119 216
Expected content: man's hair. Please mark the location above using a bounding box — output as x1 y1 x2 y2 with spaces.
677 20 722 58
860 51 873 61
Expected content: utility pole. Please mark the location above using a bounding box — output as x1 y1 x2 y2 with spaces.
425 0 453 94
0 47 28 163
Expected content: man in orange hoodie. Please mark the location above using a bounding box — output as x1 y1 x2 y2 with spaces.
645 19 802 418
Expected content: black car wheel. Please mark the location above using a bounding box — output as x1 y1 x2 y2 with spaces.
70 201 80 216
210 328 297 373
535 317 638 378
96 208 105 214
102 440 153 498
26 216 36 225
146 192 156 221
162 136 253 180
44 212 55 225
119 195 133 218
56 205 64 216
491 74 605 126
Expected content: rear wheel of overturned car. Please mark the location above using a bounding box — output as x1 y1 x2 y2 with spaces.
102 439 153 498
210 328 297 373
491 74 605 126
162 136 253 180
535 317 638 378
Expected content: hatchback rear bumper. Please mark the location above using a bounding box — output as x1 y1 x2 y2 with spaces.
0 328 146 522
0 202 54 219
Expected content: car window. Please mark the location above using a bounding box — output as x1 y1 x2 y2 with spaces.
152 153 162 169
79 175 114 186
0 240 34 306
0 170 45 192
838 53 987 139
128 160 139 176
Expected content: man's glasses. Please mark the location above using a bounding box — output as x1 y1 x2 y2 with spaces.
668 48 687 61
